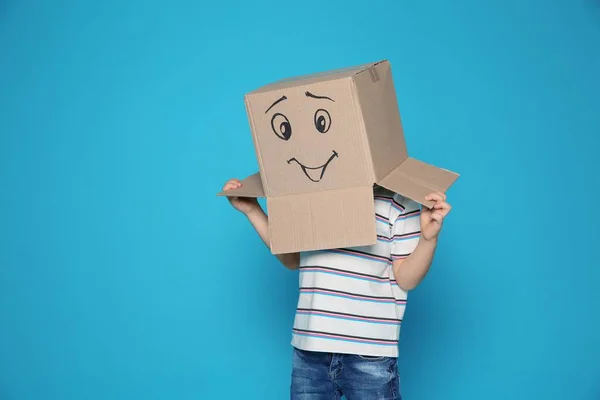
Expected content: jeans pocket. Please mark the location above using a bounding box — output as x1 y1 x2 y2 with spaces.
357 354 387 361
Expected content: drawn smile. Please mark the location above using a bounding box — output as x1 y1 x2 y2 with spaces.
287 151 339 182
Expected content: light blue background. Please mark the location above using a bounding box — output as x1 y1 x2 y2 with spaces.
1 0 599 399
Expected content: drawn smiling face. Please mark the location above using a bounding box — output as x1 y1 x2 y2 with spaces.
247 80 372 196
266 91 339 183
287 150 338 182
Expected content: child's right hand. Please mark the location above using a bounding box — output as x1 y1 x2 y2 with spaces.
222 178 261 216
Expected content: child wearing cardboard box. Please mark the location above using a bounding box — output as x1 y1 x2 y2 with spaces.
218 61 458 399
223 180 451 399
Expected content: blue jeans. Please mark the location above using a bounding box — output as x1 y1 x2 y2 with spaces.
291 348 401 400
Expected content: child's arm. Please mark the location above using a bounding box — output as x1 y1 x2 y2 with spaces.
245 206 300 270
393 237 437 291
393 192 451 291
223 179 300 270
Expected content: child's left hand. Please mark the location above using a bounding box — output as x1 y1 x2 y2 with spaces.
420 192 452 242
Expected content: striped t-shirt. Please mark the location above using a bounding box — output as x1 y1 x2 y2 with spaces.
291 186 421 358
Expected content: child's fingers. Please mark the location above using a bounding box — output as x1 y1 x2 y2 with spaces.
433 200 452 217
430 211 444 223
222 181 242 191
425 192 444 203
425 192 447 202
223 178 242 186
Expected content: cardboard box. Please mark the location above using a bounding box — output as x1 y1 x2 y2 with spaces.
218 60 459 254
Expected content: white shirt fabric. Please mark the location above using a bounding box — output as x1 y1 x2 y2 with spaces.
291 186 422 358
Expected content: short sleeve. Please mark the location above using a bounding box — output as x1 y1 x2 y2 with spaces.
390 195 421 261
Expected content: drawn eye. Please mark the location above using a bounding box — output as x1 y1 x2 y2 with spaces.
314 109 331 133
271 113 292 141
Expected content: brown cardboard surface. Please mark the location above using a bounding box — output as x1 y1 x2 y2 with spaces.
267 186 377 254
245 79 373 197
220 60 459 254
378 158 459 208
249 62 377 96
354 61 408 181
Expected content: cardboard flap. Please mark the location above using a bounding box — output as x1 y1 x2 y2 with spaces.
378 158 459 208
266 186 376 254
217 172 264 198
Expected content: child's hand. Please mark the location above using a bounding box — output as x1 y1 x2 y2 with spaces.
222 179 261 216
421 192 452 241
